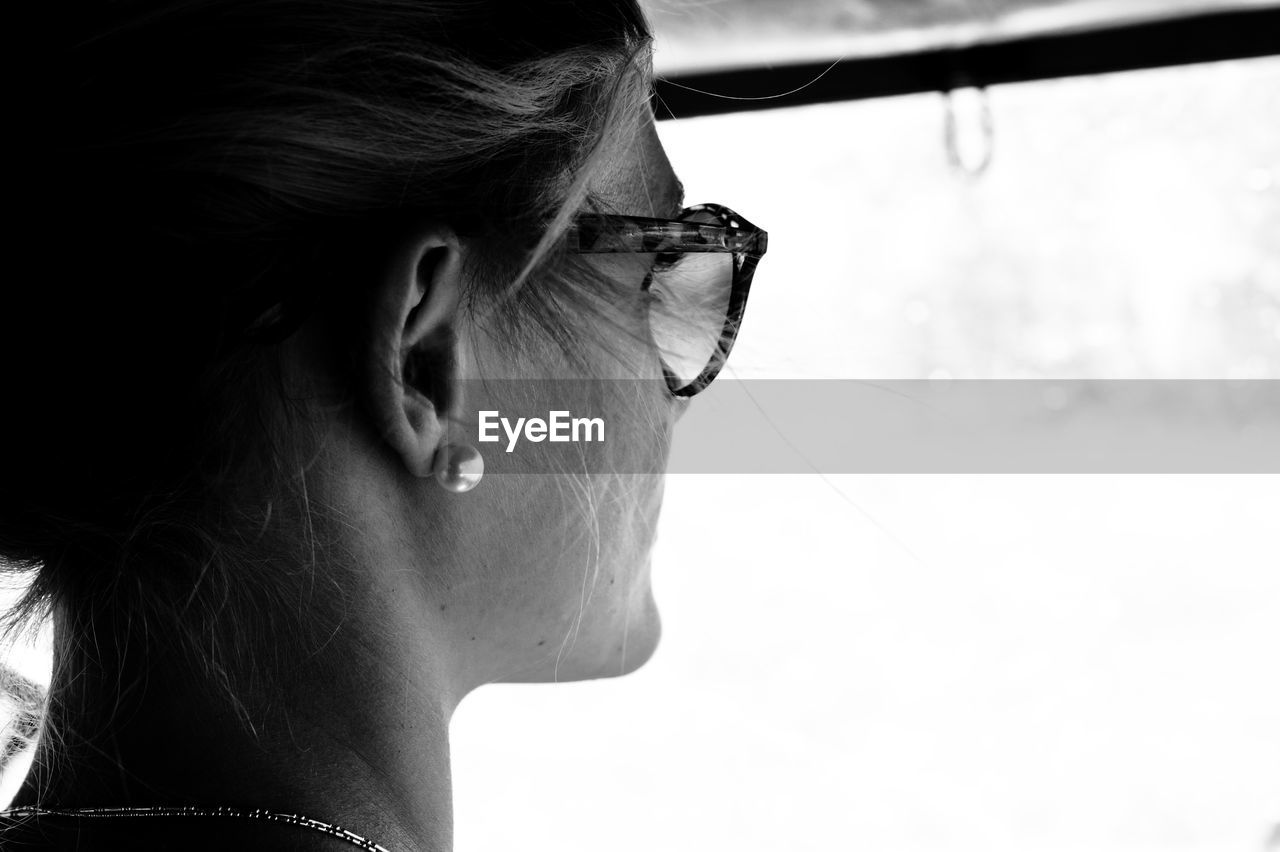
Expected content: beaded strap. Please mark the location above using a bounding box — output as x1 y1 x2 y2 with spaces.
0 805 395 851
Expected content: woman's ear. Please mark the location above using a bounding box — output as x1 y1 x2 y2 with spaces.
364 222 466 478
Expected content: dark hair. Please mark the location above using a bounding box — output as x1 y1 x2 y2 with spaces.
2 0 652 735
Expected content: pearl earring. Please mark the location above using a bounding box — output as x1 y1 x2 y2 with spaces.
432 442 484 493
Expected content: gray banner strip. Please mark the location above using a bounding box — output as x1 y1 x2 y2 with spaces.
450 380 1280 473
669 380 1280 473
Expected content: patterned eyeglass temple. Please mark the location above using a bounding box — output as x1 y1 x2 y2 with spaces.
566 203 768 259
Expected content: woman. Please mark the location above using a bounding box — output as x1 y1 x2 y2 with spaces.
0 0 766 849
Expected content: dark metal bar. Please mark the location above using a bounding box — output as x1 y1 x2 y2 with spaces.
653 7 1280 119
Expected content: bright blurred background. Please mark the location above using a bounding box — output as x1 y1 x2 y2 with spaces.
4 1 1279 849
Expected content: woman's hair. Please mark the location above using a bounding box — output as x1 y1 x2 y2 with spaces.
1 0 653 733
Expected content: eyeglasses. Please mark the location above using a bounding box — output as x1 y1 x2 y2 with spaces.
566 203 768 397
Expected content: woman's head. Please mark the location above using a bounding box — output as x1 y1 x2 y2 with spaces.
3 0 679 719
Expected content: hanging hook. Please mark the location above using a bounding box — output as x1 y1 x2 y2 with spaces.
944 86 995 179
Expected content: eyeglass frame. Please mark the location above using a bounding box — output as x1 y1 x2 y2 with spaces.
565 202 768 397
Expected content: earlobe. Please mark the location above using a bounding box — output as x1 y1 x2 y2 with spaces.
364 223 466 479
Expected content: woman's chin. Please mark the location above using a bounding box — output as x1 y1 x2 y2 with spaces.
607 588 662 678
499 588 662 684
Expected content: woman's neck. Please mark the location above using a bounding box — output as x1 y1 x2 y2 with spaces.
12 597 460 852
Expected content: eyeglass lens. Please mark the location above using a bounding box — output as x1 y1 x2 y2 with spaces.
647 210 737 392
